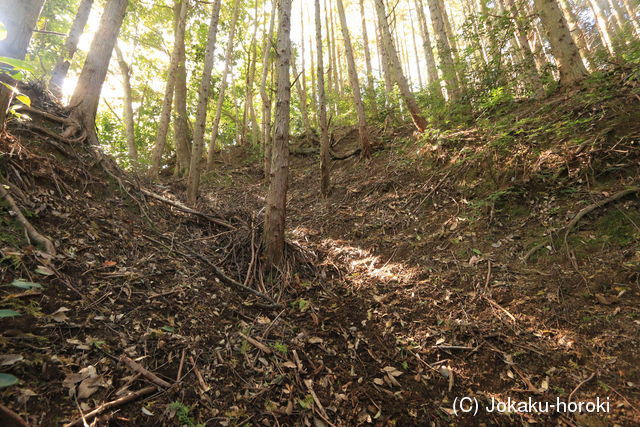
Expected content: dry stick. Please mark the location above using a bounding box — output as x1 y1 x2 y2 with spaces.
189 356 210 392
0 403 29 427
483 296 517 323
139 188 236 230
567 372 595 403
239 332 272 354
63 386 157 427
563 187 640 243
176 349 187 382
0 184 56 255
119 355 173 389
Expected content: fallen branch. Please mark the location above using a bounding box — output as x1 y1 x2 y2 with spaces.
563 187 640 243
63 386 156 427
139 188 235 230
330 147 361 160
0 183 56 256
0 403 29 427
239 332 272 354
119 355 172 389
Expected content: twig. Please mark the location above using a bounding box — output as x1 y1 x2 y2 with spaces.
564 187 640 243
568 372 595 403
483 296 517 323
63 386 157 427
189 356 210 392
119 355 172 389
0 182 56 255
176 349 187 382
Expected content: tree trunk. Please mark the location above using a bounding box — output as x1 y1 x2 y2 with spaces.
375 20 394 95
205 0 241 171
49 0 94 98
0 0 45 127
557 0 592 70
588 0 616 54
186 0 222 204
415 0 443 98
173 0 191 177
621 0 640 35
263 0 292 268
374 0 428 132
359 0 375 96
409 9 424 89
426 0 460 101
292 61 313 142
315 0 331 196
260 0 277 180
149 0 186 177
534 0 589 85
504 0 545 96
114 44 138 165
67 0 128 145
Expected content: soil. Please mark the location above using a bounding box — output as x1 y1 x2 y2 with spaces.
0 78 639 426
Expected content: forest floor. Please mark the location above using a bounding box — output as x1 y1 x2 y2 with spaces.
1 71 640 426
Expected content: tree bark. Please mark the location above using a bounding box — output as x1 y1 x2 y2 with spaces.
205 0 241 171
374 0 428 132
336 0 371 155
359 0 375 96
149 0 186 177
49 0 94 98
186 0 222 204
260 0 277 180
114 44 138 165
173 0 191 177
263 0 292 268
67 0 128 145
292 61 313 142
587 0 616 55
534 0 589 85
0 0 45 127
315 0 331 196
409 8 424 89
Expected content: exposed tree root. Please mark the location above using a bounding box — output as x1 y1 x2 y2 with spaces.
0 403 29 427
563 187 640 243
14 105 74 125
0 182 56 256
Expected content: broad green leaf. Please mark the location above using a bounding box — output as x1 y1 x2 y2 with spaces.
0 309 21 318
35 265 54 276
16 95 30 107
0 373 19 389
0 56 36 73
160 326 175 333
0 22 6 41
9 279 42 290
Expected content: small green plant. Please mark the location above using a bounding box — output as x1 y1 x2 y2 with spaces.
271 341 288 354
291 298 310 312
169 401 203 427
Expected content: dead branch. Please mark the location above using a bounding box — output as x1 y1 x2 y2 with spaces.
63 386 157 427
119 355 172 389
330 148 361 160
14 105 74 125
239 332 272 354
139 188 235 230
0 183 56 255
563 187 640 243
0 403 29 427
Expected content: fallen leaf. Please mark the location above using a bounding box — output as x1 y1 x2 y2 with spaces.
0 354 23 366
50 307 71 322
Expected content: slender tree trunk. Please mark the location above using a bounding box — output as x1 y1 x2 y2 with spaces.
415 0 443 98
67 0 128 145
359 0 375 95
49 0 94 98
263 0 292 268
375 0 428 131
427 0 460 101
329 0 341 96
504 0 545 96
315 0 331 196
409 9 424 89
114 44 138 165
621 0 640 35
557 0 592 70
173 0 190 177
206 0 241 171
186 0 222 204
534 0 589 85
324 0 334 99
0 0 46 127
149 0 186 177
292 61 313 142
260 0 277 179
336 0 371 155
309 36 318 124
588 0 616 54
